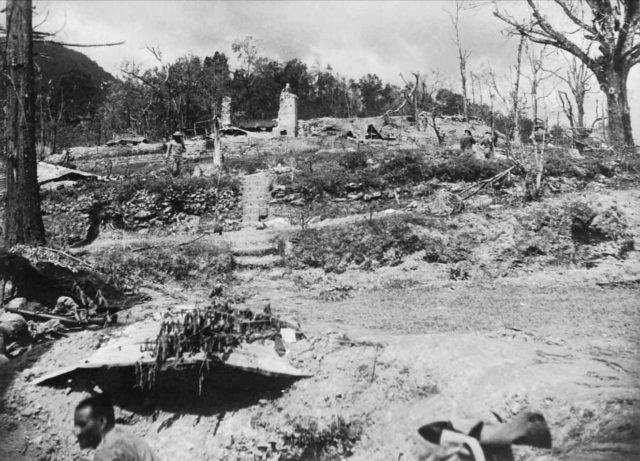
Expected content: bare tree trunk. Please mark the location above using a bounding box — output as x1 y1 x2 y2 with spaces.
212 116 222 169
38 95 45 159
450 1 470 122
413 73 421 131
512 34 525 147
602 65 633 149
430 112 444 145
459 57 468 121
470 73 476 108
531 81 538 124
3 0 45 247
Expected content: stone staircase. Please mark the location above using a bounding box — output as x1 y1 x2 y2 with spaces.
241 172 272 228
233 172 282 269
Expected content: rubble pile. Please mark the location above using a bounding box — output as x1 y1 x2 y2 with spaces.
0 248 131 359
509 198 634 266
99 187 239 229
270 182 390 206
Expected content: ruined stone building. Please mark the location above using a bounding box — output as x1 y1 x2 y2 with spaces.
221 96 232 128
274 84 298 137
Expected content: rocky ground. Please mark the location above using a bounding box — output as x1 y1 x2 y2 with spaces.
1 148 640 461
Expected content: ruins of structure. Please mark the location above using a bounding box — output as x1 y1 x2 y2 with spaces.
274 84 298 137
221 96 232 128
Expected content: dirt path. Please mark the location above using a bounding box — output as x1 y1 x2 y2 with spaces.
2 187 640 461
1 276 638 461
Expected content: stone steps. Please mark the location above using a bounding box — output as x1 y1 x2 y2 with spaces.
234 254 283 268
231 243 279 257
241 172 272 228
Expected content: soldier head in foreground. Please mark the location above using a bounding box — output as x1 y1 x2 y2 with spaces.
74 394 162 461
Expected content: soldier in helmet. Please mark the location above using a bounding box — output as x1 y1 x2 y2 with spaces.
529 125 547 156
165 131 186 177
479 131 494 159
459 129 476 155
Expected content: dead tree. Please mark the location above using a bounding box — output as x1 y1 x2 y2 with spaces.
3 0 45 246
525 44 554 124
494 0 640 150
550 55 595 139
448 0 472 122
558 90 576 131
511 34 526 147
399 73 420 129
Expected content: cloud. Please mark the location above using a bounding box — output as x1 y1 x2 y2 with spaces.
14 1 640 137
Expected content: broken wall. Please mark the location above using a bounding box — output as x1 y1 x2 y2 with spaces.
221 97 232 128
274 86 298 137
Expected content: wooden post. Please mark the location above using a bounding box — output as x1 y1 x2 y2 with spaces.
3 0 45 247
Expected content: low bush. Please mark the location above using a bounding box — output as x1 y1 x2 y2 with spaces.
90 242 234 287
285 214 430 272
545 150 615 179
278 151 515 202
280 416 363 461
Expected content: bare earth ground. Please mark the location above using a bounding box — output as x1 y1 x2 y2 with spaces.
1 187 639 461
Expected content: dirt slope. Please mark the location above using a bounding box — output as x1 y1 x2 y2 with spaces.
1 187 639 461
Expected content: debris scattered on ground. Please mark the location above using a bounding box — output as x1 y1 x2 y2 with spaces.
416 410 552 460
33 298 310 389
136 299 306 392
0 249 127 335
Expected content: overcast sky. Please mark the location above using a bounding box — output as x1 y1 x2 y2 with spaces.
25 1 640 136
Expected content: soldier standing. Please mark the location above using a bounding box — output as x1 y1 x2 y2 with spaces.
459 129 476 155
165 131 186 177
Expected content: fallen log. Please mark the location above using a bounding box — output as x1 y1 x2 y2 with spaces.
4 307 115 327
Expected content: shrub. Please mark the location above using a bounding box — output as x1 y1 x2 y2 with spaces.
545 151 615 179
90 242 234 286
339 149 368 171
280 416 363 461
286 214 428 272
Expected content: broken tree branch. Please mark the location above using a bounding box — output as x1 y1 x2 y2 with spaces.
458 165 516 201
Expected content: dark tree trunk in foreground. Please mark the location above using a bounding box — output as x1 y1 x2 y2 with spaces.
3 0 45 247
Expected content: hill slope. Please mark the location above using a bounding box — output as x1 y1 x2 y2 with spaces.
34 42 114 88
34 43 114 122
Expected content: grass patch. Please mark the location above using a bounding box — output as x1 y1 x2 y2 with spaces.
280 416 364 461
90 242 234 287
545 150 615 179
277 151 515 202
284 213 436 272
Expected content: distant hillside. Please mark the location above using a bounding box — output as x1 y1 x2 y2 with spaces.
34 43 114 122
35 42 114 88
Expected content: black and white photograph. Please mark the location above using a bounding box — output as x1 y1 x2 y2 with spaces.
0 1 639 460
